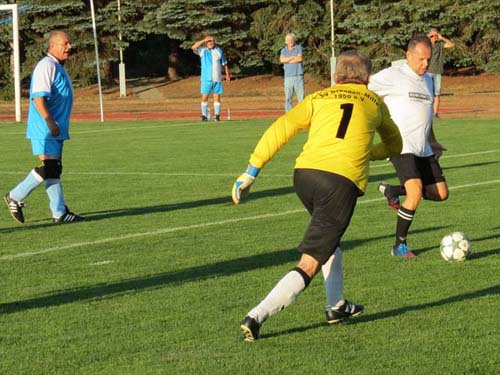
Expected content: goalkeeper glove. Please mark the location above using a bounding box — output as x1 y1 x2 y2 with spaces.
232 164 261 205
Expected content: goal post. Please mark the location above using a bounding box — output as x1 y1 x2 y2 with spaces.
0 4 21 122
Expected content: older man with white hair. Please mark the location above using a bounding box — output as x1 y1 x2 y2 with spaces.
280 33 304 112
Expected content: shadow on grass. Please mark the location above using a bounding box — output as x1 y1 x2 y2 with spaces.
0 186 296 233
441 160 499 171
357 284 500 324
82 186 296 221
468 232 500 260
0 226 446 314
0 247 297 314
414 232 500 258
369 160 499 184
261 284 500 340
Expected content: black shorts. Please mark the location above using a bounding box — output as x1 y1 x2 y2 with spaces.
390 154 446 186
294 169 358 265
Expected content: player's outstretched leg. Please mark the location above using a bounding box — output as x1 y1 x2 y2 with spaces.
378 182 401 210
240 267 310 341
240 316 261 342
4 169 45 223
326 299 364 324
4 193 26 224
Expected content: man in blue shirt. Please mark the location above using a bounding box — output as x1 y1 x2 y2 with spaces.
4 31 84 224
191 35 231 122
280 33 304 112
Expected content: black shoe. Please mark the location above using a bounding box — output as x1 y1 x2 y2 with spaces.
377 182 400 211
53 206 85 223
240 316 260 341
214 115 220 122
4 193 25 223
326 300 364 324
201 115 208 122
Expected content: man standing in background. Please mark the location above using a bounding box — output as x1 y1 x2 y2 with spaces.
427 28 455 118
191 35 231 122
280 33 304 112
4 31 84 224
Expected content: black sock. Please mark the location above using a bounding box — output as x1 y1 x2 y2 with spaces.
395 207 415 247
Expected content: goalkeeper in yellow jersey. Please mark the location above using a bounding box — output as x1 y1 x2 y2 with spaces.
232 50 403 342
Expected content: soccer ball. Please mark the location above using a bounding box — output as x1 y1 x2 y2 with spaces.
440 232 471 262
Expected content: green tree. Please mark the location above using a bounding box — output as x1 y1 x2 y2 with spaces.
250 0 336 79
1 0 500 91
139 0 261 77
447 0 500 74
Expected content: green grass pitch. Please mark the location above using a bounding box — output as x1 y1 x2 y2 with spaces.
0 118 499 374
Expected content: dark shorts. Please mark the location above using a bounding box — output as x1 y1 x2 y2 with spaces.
390 153 446 186
294 169 358 265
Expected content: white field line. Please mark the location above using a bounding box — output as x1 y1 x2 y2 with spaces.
1 178 499 261
72 122 200 134
370 149 500 169
2 122 200 136
0 209 305 261
1 149 498 177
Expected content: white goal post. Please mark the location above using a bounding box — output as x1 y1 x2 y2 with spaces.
0 4 21 122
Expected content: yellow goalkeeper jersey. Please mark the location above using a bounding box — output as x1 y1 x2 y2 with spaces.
248 83 402 194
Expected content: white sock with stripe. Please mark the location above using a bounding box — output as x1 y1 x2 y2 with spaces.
247 268 309 324
322 247 344 309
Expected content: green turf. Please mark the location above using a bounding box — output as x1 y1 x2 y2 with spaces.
0 118 499 374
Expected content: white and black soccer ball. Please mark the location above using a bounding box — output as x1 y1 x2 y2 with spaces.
440 232 471 262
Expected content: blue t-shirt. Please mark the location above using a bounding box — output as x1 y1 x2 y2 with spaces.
194 46 227 82
280 45 304 77
27 54 73 140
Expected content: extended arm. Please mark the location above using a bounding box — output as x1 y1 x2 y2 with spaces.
232 99 312 204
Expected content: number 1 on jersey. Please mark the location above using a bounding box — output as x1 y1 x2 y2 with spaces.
336 103 354 139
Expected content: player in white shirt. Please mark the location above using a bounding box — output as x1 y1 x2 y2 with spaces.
368 34 449 258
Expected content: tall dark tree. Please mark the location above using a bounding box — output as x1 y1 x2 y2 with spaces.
1 0 500 91
139 0 252 78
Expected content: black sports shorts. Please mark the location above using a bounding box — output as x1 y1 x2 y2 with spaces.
390 153 446 186
293 168 358 265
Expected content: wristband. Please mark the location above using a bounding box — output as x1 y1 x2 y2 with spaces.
246 164 260 178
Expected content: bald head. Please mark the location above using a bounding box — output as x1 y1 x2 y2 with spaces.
48 31 72 63
406 35 432 76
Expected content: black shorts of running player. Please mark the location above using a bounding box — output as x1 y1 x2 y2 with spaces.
390 153 446 186
293 168 358 265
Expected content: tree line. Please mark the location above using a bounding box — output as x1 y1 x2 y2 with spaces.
1 0 499 99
